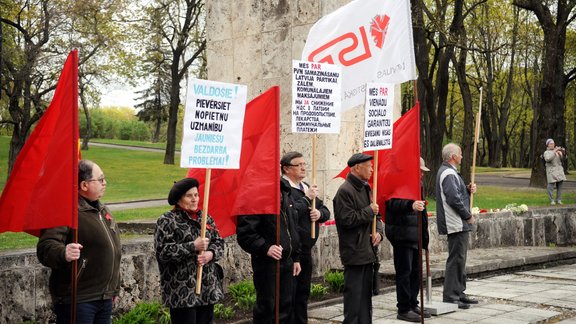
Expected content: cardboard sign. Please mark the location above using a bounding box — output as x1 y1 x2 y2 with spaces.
292 60 341 134
363 83 394 150
181 79 247 169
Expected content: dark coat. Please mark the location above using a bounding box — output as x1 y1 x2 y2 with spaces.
236 178 301 262
287 180 330 253
333 173 383 266
37 197 121 304
154 208 224 308
384 197 429 250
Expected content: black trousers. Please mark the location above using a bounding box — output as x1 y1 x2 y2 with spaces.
343 264 373 324
252 257 294 324
392 245 420 313
443 231 469 302
169 305 214 324
291 253 312 324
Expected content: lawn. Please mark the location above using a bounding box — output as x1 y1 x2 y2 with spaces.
0 136 574 251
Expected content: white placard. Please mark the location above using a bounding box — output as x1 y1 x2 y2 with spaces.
180 79 247 169
292 60 341 134
363 83 394 150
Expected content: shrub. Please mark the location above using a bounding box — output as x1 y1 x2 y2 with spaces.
113 302 170 324
214 303 235 320
324 270 345 293
310 283 328 299
228 279 256 310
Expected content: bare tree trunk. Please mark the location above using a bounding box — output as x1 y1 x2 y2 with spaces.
80 78 92 150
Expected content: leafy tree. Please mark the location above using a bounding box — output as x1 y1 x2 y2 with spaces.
513 0 576 187
141 0 206 165
134 8 171 143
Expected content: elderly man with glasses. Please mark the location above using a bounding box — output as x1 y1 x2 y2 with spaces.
280 151 330 324
37 159 121 324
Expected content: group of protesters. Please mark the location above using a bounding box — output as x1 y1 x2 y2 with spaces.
37 141 481 324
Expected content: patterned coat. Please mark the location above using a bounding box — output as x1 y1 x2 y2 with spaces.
154 208 224 308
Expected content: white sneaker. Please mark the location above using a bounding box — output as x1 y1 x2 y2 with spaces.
551 201 556 205
557 201 563 205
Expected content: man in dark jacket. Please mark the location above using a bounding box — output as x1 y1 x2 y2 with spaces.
236 178 301 324
436 143 478 309
37 160 121 324
280 151 330 324
333 153 384 324
385 157 431 322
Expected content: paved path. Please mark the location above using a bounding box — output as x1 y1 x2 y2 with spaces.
307 246 576 323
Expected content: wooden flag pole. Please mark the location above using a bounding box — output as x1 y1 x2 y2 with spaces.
196 168 211 295
70 229 78 323
470 88 483 210
311 134 317 239
372 151 379 237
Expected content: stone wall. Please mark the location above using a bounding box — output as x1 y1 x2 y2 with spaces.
205 0 402 214
2 208 576 323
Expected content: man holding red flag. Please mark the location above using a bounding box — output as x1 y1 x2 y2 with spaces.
37 160 121 324
236 178 301 324
333 153 383 324
384 157 431 322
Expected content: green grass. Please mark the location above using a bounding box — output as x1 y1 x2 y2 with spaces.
91 138 181 151
79 147 185 202
113 207 168 222
1 135 575 251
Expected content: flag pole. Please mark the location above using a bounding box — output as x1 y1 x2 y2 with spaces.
196 168 211 295
70 49 79 324
311 134 317 239
70 230 78 323
275 210 280 324
372 151 379 237
470 87 483 210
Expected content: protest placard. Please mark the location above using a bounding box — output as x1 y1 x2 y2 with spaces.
180 79 247 169
292 60 341 134
363 83 394 150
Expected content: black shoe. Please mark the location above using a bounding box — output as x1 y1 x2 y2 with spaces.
397 311 421 322
443 300 470 309
460 296 479 304
411 306 432 318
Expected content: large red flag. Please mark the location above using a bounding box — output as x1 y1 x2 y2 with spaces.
335 103 421 212
187 86 280 238
0 50 79 236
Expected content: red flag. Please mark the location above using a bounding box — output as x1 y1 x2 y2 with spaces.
335 103 421 212
0 50 79 236
187 86 280 238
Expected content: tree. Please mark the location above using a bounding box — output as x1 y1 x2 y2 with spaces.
0 0 133 173
413 0 486 194
134 7 171 143
144 0 206 165
513 0 576 187
0 0 63 174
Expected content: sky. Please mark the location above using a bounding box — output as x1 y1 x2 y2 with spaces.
100 88 138 108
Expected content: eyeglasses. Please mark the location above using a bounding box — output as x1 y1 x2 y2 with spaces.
288 162 307 168
86 176 106 184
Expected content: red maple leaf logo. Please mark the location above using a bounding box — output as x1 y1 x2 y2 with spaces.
370 14 390 49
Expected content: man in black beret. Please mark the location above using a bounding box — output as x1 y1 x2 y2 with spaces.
333 153 383 324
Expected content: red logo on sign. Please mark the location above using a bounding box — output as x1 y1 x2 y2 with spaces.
370 15 390 49
306 26 372 66
306 14 390 67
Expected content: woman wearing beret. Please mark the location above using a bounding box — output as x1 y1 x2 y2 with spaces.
154 178 225 324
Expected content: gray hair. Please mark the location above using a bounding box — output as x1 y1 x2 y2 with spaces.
442 143 461 161
78 160 95 185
